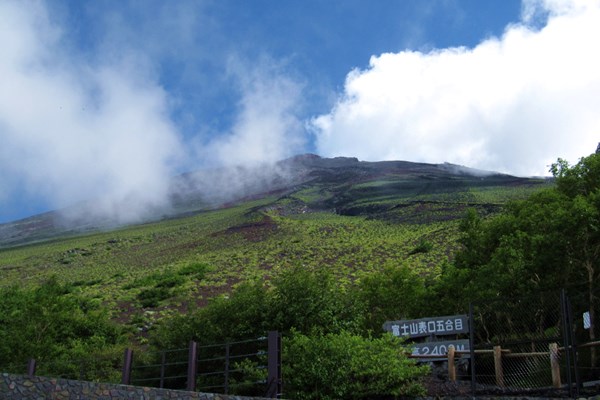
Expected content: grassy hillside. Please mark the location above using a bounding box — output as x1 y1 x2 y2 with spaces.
0 157 550 341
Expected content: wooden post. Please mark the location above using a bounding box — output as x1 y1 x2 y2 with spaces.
121 348 133 385
448 345 456 381
187 341 198 392
493 345 504 387
549 342 561 388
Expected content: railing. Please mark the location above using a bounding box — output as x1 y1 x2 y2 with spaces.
126 331 281 398
15 331 282 398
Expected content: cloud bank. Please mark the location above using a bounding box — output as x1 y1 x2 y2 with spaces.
198 57 306 167
3 0 599 225
0 1 307 224
0 1 183 224
311 0 600 176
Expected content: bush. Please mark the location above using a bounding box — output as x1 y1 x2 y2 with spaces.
151 280 271 348
0 277 124 379
177 262 212 279
283 331 428 400
357 265 427 333
409 239 433 255
137 286 172 307
269 265 361 334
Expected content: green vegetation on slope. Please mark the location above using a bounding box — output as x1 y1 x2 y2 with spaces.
0 278 125 381
0 158 553 397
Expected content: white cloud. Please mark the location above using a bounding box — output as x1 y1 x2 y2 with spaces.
200 57 306 166
0 0 183 223
310 0 600 176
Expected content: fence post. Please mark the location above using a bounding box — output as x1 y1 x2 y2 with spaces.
27 359 36 377
224 342 230 394
159 351 166 389
448 345 456 381
560 289 574 396
565 295 581 395
267 331 281 398
469 303 477 397
121 348 133 385
493 345 504 387
549 342 561 388
187 341 198 392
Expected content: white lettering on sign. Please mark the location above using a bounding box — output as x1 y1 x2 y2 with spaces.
412 340 470 361
383 315 469 339
455 318 463 331
401 324 409 336
409 323 419 335
427 321 436 333
436 320 445 332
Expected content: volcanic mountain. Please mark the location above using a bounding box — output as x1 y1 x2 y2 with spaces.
0 154 547 248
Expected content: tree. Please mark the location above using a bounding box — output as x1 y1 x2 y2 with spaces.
269 265 360 335
356 264 427 334
441 150 600 361
550 153 600 364
0 277 124 380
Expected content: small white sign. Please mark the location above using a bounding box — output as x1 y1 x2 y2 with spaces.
583 311 591 329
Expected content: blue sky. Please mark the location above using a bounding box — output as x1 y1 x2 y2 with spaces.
1 0 600 223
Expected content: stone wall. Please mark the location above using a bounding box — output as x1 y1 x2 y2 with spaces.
3 373 599 399
0 373 268 399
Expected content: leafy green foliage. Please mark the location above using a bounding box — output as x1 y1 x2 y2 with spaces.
442 152 600 301
151 279 272 349
137 286 173 308
269 265 361 334
409 239 433 255
151 267 360 348
0 159 550 391
150 266 429 397
177 262 211 278
0 277 125 380
435 151 600 345
356 265 427 333
283 331 428 400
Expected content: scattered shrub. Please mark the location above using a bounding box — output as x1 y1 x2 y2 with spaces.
409 239 433 255
177 262 211 279
137 287 172 308
283 331 427 399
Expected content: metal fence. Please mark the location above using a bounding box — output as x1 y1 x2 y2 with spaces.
564 286 600 394
11 331 282 398
126 331 282 398
466 287 600 397
3 353 123 383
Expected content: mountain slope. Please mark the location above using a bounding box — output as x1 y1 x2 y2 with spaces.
0 154 549 336
0 154 546 248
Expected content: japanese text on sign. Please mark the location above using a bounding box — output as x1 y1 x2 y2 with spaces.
412 340 470 362
383 315 468 339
